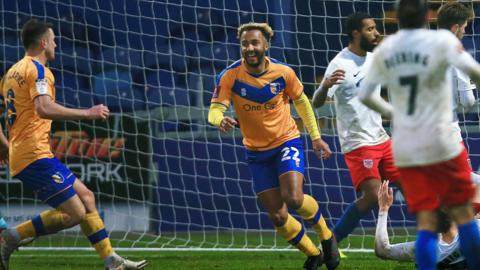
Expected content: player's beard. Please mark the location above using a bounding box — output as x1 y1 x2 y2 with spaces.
359 35 377 52
455 31 464 40
45 48 55 62
243 51 265 68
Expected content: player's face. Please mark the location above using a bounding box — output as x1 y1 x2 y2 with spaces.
453 21 468 40
44 28 56 62
240 30 269 68
359 18 380 52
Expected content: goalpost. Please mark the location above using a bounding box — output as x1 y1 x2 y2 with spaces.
0 0 478 252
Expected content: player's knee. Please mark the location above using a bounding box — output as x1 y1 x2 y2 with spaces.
268 211 288 227
73 207 86 224
281 193 303 209
284 197 303 209
63 207 86 227
447 203 475 225
356 190 378 211
79 189 96 210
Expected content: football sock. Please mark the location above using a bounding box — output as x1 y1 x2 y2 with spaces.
276 214 320 256
333 202 368 242
415 230 438 270
458 220 480 269
16 210 65 239
296 194 333 241
80 211 113 259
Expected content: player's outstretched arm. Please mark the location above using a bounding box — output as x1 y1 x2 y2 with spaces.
34 95 109 120
312 69 345 108
208 103 237 133
450 42 480 91
293 92 332 159
375 181 415 261
375 180 394 259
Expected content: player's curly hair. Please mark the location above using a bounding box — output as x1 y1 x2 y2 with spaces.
345 12 373 41
437 2 474 30
237 22 274 42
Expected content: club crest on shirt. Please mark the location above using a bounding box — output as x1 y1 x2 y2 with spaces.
363 159 373 169
241 88 247 96
52 172 65 184
270 82 281 95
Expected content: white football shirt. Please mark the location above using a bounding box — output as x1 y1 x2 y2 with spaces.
437 220 480 265
450 67 476 143
375 210 480 265
362 29 478 167
323 48 389 153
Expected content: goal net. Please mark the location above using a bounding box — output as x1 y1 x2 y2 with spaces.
0 0 478 252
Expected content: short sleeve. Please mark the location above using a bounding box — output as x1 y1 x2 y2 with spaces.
211 69 234 107
444 31 464 66
455 68 476 92
28 60 54 100
442 31 478 75
284 67 303 99
322 61 340 97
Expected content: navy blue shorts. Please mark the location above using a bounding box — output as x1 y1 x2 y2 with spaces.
15 157 77 208
246 138 305 194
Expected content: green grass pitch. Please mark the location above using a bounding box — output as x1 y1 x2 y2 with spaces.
8 232 416 269
10 250 414 270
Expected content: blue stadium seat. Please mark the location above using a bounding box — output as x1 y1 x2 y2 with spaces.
55 72 93 108
13 0 32 14
269 47 286 62
93 70 146 112
84 11 117 48
142 49 165 69
102 47 144 70
145 70 191 108
54 9 87 41
1 11 19 37
0 38 23 69
225 31 239 44
168 41 189 71
180 6 197 25
56 42 94 74
150 3 170 39
187 71 216 106
189 43 236 70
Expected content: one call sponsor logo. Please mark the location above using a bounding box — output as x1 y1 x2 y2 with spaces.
242 102 276 112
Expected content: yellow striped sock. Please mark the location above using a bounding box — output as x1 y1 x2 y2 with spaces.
40 210 66 233
80 212 113 259
276 214 320 256
16 221 36 239
16 210 65 239
296 195 333 241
